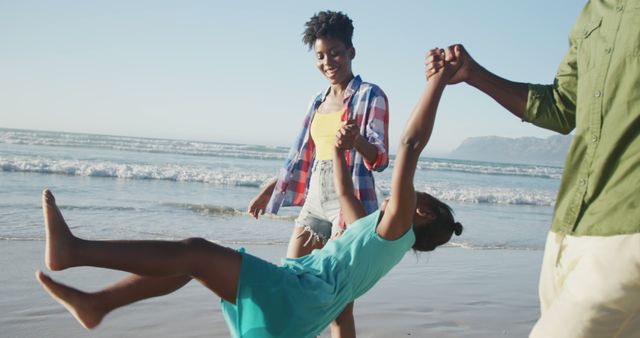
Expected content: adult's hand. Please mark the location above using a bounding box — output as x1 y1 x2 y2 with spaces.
247 178 277 219
248 192 270 219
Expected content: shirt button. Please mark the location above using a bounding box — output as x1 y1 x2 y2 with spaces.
616 4 623 12
594 90 602 97
579 179 586 185
592 136 598 143
605 47 612 54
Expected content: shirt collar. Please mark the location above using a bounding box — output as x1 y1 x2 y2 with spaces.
320 75 362 104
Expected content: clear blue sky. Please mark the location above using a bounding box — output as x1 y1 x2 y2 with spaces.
0 1 585 155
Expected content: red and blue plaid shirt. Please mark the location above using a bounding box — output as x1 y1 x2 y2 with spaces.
266 75 389 218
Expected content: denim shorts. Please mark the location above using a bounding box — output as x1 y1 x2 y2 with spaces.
295 160 341 246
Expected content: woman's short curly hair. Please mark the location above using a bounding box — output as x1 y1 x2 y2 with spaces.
302 10 354 50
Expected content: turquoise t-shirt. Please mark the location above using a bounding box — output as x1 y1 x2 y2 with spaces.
221 209 415 337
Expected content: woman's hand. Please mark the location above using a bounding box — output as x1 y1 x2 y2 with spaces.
248 192 270 219
247 178 277 219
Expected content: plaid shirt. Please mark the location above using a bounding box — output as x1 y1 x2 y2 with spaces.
266 75 389 217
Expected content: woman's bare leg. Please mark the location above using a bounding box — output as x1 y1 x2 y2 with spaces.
36 273 190 329
41 189 241 302
285 226 324 258
285 226 355 338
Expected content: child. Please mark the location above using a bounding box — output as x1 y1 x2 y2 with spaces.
36 48 462 338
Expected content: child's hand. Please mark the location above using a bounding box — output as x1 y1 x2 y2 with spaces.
425 47 445 82
335 120 359 150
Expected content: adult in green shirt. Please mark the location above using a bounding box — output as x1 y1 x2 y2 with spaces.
427 1 639 337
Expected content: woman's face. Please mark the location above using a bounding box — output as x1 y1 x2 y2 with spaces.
314 37 354 85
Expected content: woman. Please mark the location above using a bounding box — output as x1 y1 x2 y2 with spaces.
248 12 390 335
248 10 389 254
36 48 462 338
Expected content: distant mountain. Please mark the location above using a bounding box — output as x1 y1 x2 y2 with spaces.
447 135 573 166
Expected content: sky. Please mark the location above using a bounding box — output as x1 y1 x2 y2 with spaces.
0 0 586 155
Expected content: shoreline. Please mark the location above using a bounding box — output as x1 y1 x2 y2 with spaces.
1 240 541 337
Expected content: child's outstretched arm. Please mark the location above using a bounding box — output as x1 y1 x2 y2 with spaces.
333 124 366 225
377 48 459 240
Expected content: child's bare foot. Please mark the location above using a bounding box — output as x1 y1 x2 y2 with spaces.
42 189 76 271
36 271 107 329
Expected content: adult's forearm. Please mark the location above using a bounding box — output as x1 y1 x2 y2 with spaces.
260 178 277 196
466 65 529 119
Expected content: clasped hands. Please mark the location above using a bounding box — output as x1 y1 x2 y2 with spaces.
335 120 359 151
424 44 474 84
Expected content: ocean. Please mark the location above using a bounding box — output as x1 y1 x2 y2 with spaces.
0 127 561 251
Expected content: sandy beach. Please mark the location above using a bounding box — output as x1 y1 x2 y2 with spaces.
1 240 541 337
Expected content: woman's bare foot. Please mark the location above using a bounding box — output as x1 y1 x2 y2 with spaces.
42 189 76 271
36 270 107 329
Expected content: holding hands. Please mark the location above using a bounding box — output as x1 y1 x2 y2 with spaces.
425 44 528 118
424 44 476 84
335 120 359 150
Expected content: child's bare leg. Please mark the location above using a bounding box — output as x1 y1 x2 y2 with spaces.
330 302 355 338
41 189 241 303
36 272 190 329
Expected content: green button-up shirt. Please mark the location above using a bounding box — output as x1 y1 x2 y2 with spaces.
524 0 640 236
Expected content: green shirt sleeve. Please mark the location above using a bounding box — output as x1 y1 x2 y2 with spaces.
522 0 640 236
524 18 581 135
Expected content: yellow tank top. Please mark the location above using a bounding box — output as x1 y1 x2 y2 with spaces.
310 111 343 160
